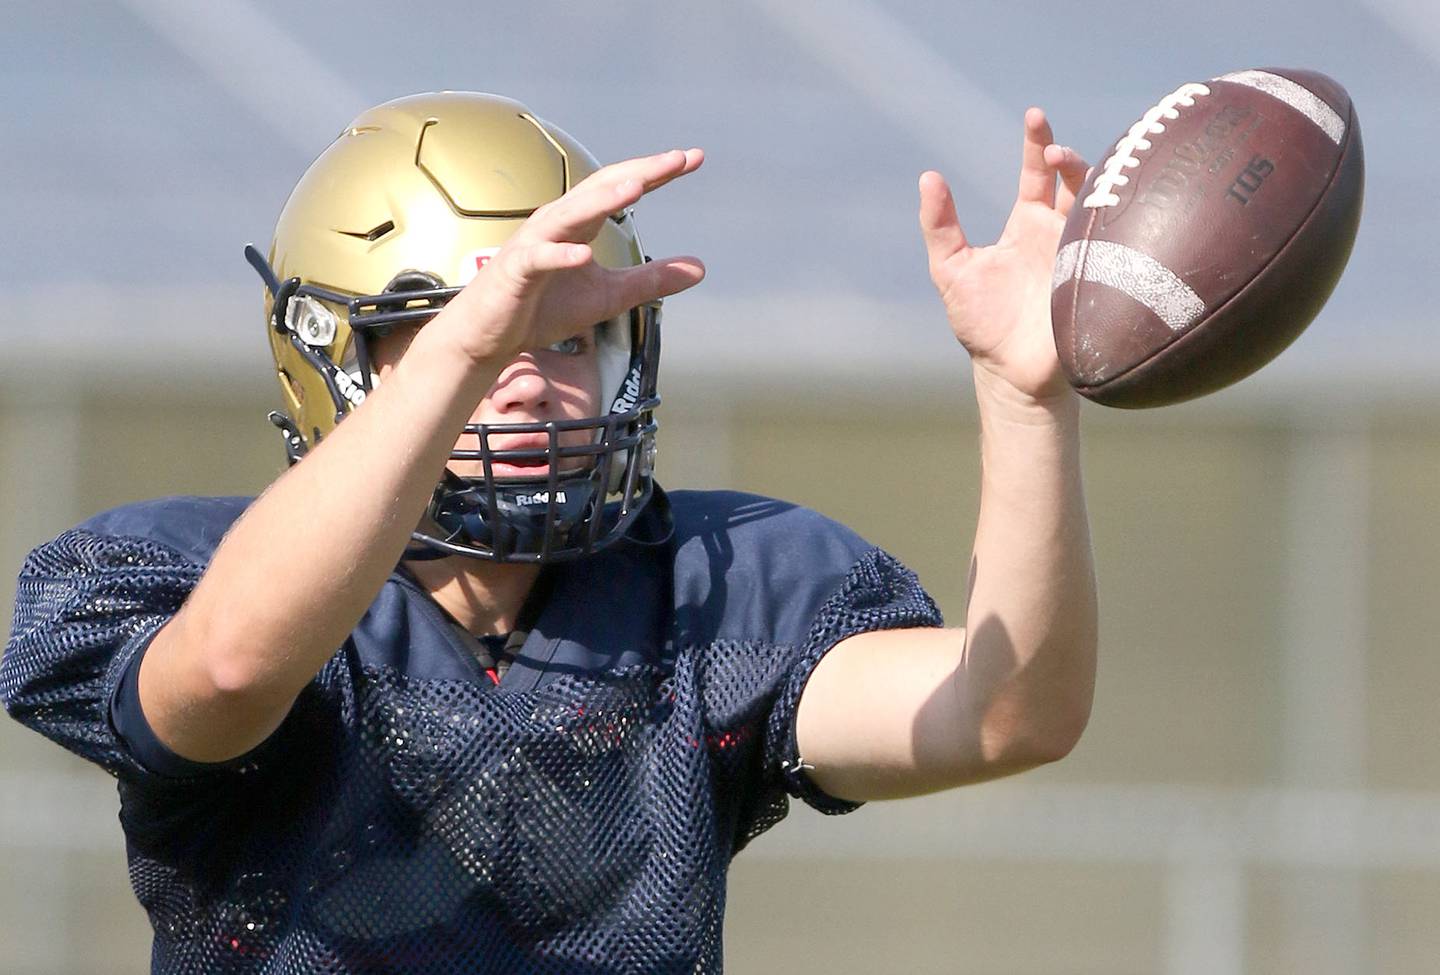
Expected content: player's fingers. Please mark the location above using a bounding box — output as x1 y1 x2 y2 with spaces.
1049 145 1091 216
444 240 592 333
1017 107 1058 206
578 148 701 196
533 150 700 244
606 255 707 312
504 240 593 289
918 170 969 269
638 147 705 196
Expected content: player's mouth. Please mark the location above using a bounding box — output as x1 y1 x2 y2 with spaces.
464 433 592 480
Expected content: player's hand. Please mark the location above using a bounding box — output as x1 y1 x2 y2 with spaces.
919 109 1088 408
433 148 706 368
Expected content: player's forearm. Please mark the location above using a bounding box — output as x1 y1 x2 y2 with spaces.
960 369 1097 767
142 329 497 760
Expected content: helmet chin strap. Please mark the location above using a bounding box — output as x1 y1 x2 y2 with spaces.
405 469 603 563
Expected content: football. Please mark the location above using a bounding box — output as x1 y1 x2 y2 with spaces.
1050 68 1364 408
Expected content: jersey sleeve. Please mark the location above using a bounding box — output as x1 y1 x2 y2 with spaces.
764 546 943 814
1 526 204 778
666 490 944 840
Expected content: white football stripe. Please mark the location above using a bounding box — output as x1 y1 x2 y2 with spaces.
1052 237 1081 290
1216 70 1345 145
1053 239 1207 332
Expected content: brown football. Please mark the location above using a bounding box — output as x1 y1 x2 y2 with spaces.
1050 68 1363 408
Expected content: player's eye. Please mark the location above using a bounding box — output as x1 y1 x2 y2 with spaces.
545 327 598 356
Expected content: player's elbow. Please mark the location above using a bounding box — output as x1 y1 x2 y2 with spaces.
200 623 288 702
1019 634 1097 765
974 718 1085 783
981 676 1093 772
145 612 304 761
1030 701 1090 765
157 610 270 702
203 650 267 700
1030 674 1094 765
990 714 1087 774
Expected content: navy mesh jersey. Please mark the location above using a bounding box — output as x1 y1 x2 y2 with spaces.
2 489 941 973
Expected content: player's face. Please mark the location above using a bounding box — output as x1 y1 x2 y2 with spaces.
370 324 604 480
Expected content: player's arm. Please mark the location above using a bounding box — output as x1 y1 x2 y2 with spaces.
137 150 705 764
794 110 1098 801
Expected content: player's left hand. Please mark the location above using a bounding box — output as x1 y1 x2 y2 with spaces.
919 108 1089 408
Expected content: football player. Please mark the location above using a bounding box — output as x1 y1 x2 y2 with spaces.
2 92 1096 972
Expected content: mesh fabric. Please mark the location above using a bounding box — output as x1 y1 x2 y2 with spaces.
2 501 942 974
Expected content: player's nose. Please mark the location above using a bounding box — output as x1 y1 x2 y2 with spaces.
490 355 552 414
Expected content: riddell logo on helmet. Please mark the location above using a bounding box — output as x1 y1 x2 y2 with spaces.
457 248 502 287
610 364 644 414
334 369 367 408
515 491 566 506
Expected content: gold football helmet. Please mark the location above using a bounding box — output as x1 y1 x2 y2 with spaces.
246 92 662 562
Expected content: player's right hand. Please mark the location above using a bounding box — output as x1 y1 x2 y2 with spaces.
430 149 707 369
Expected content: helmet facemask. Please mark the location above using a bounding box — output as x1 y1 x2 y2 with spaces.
404 302 662 563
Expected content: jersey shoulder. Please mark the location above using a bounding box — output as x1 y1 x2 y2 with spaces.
665 489 868 555
663 489 874 647
76 495 253 564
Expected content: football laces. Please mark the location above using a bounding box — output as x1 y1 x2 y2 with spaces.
1083 82 1211 209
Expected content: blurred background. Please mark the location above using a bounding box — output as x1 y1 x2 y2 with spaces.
2 1 1437 972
